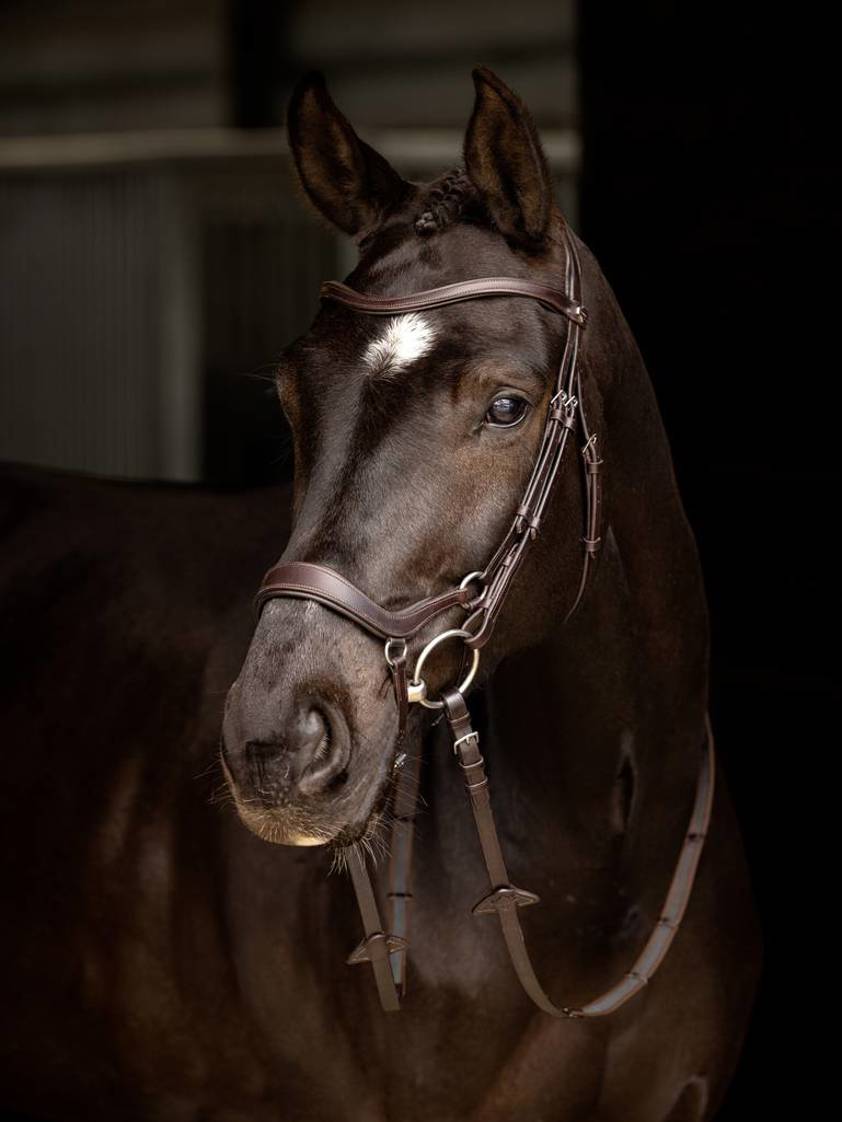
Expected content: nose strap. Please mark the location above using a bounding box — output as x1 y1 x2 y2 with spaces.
255 561 471 640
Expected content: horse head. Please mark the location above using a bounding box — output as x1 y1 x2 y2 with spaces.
222 67 607 849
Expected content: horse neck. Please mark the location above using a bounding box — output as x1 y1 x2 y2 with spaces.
425 254 711 900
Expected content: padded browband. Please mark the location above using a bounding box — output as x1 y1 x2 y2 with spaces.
320 277 589 326
256 561 473 639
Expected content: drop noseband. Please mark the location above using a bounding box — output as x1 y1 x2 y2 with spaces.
255 228 715 1018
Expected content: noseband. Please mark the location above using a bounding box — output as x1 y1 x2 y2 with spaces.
255 227 715 1018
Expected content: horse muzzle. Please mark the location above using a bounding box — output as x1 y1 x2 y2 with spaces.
221 599 400 846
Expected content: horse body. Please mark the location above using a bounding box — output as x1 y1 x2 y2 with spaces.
0 464 758 1122
0 67 760 1122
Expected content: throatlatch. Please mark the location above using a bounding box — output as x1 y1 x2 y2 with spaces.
255 226 715 1018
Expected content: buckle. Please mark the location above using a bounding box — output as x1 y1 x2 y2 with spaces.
452 729 479 756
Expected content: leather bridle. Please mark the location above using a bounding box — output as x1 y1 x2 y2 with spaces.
255 226 715 1018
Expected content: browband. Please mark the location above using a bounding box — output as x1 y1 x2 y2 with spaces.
320 277 589 326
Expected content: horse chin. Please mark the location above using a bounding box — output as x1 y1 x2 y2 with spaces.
221 751 393 851
232 797 388 854
231 797 342 848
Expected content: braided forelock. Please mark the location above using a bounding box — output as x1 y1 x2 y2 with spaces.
414 167 482 235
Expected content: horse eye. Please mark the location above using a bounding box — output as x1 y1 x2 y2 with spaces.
485 395 529 428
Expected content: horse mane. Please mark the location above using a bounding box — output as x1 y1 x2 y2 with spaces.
413 167 485 235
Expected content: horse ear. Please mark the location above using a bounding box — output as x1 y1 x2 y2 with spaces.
463 66 556 248
286 71 411 238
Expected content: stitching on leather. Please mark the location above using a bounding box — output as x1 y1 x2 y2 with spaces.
259 575 470 637
321 278 585 324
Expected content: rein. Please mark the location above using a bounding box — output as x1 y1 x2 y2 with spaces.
255 227 715 1018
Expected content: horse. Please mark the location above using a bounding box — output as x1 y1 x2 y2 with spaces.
0 67 761 1121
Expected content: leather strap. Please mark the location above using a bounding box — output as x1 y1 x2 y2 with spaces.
346 848 405 1013
321 277 589 326
563 368 604 625
256 561 472 639
441 689 716 1019
461 230 597 647
386 746 423 993
345 750 423 1006
387 643 409 741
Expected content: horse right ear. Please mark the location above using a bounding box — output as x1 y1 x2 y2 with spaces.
286 72 411 239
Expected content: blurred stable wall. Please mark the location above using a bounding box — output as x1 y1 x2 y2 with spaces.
0 0 579 485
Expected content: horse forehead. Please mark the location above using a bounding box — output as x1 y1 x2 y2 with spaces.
307 299 549 410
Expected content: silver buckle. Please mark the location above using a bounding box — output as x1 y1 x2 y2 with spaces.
452 730 479 756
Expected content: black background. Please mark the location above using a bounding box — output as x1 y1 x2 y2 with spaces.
580 5 829 1118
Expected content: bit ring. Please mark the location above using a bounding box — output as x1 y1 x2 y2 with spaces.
410 628 480 710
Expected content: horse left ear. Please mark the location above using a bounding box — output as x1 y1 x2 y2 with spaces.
463 66 556 249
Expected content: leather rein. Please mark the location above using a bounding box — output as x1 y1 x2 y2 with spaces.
255 228 715 1018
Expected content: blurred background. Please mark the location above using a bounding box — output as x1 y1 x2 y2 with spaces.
0 0 579 486
0 1 825 1117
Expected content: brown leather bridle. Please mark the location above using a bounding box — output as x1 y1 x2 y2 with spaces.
255 227 715 1018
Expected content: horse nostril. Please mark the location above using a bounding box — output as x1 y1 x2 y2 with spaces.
295 706 348 796
237 703 350 802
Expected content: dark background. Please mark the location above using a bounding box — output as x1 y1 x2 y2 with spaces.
581 7 827 1120
1 1 827 1117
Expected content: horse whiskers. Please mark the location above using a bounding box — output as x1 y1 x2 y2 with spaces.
323 733 426 877
328 798 397 877
193 757 223 783
330 835 377 877
225 777 343 848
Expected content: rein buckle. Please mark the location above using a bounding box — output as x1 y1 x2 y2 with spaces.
452 730 480 756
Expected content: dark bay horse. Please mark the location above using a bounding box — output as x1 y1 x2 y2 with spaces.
0 68 761 1121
